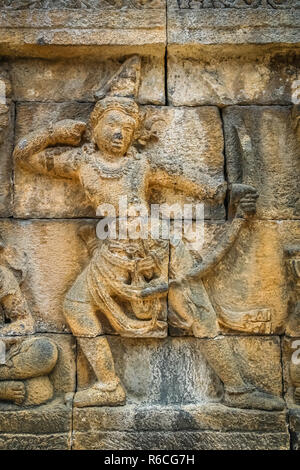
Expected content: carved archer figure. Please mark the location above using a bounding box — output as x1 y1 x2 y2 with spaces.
14 56 284 410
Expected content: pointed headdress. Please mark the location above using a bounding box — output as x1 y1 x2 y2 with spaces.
90 55 141 130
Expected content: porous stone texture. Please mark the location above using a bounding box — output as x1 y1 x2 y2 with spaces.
0 63 13 216
223 106 300 220
168 49 300 106
0 0 299 452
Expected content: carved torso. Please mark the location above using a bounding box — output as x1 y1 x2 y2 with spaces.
76 145 151 213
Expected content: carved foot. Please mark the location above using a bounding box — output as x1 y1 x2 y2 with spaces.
0 380 25 405
73 383 126 408
0 318 35 336
224 389 285 411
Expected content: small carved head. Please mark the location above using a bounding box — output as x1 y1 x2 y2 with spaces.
89 97 140 157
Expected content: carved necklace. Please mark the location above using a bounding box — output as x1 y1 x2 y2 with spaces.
83 143 140 180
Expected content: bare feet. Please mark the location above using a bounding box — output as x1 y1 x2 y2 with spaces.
0 381 25 405
73 383 126 408
224 389 285 411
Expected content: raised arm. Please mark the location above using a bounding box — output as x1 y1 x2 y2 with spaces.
13 120 86 179
185 184 259 281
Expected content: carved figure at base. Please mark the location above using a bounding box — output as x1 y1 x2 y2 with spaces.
0 236 58 406
0 337 58 406
0 235 35 336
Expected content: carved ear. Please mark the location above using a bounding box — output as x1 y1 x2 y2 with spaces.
94 55 141 100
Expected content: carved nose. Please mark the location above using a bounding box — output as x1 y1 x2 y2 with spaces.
113 132 122 140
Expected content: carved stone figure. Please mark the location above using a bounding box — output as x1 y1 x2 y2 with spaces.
0 234 35 336
0 235 59 406
13 56 285 411
0 336 58 406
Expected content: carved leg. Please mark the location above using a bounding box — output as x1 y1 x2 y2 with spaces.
0 266 35 336
0 337 58 380
169 282 284 410
63 291 125 407
73 337 125 408
201 338 285 411
168 280 219 337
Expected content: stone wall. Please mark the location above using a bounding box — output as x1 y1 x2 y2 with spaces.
0 0 299 450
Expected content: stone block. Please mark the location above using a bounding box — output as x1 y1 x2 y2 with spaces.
167 3 300 47
0 8 166 57
10 56 165 105
168 49 300 106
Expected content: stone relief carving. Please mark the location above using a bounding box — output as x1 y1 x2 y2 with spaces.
0 234 34 336
0 0 163 8
13 55 285 412
177 0 300 8
0 336 58 406
285 246 300 336
0 235 59 407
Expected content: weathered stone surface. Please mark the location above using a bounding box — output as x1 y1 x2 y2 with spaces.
171 0 300 9
0 398 72 434
168 50 300 106
14 103 95 218
0 9 166 57
73 430 290 450
282 337 300 406
14 104 225 218
0 219 89 332
0 433 70 450
0 0 165 8
0 3 299 447
77 336 283 404
0 218 295 337
168 5 300 46
10 56 165 105
74 403 288 432
289 408 300 449
0 63 13 216
223 106 300 220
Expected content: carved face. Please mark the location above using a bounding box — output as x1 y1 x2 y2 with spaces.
93 110 136 157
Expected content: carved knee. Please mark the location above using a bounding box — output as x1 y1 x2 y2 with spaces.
24 337 58 376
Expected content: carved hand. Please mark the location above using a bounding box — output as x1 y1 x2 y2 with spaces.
229 183 259 219
14 119 87 162
50 120 86 146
